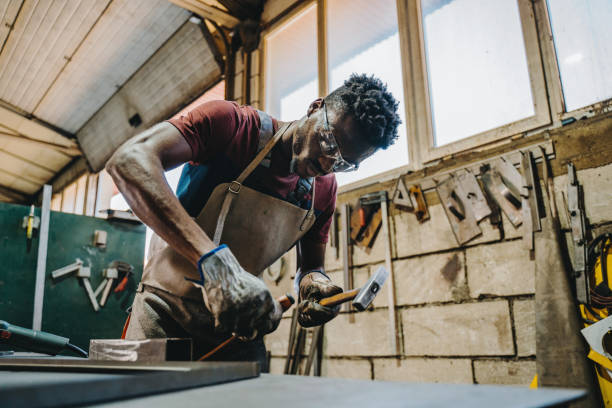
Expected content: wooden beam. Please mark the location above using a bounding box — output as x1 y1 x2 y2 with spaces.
0 184 28 203
0 106 78 149
0 132 81 157
168 0 240 28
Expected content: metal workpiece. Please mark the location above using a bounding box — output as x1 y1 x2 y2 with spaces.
32 185 52 331
0 359 259 408
455 169 491 222
519 151 542 251
581 315 612 359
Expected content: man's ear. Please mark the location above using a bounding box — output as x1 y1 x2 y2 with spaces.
306 98 324 117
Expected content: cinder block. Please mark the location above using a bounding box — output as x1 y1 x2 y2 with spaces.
322 358 372 380
395 205 500 258
264 315 292 356
474 359 536 385
554 163 612 229
513 299 535 356
402 301 514 356
269 357 285 374
373 358 473 383
466 240 535 297
325 309 396 356
395 252 467 306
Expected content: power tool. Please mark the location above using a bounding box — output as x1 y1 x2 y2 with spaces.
0 320 88 358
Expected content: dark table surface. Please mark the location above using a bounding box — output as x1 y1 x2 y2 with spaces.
90 374 585 408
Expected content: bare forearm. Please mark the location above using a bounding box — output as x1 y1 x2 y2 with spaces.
106 125 215 265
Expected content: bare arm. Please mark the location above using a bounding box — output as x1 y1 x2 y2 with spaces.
106 122 216 266
297 239 326 271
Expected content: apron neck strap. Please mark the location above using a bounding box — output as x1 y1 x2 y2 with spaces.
236 121 292 184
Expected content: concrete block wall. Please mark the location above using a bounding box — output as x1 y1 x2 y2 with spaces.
264 161 612 385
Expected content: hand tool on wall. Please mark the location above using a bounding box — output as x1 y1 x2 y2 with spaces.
340 203 354 321
113 261 134 294
0 320 88 358
436 176 482 245
392 177 414 210
198 294 295 361
567 162 589 304
455 169 491 222
481 157 523 227
519 151 542 251
409 184 429 222
99 267 119 307
51 259 100 312
22 204 40 252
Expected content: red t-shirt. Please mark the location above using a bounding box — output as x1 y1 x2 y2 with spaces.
168 100 337 244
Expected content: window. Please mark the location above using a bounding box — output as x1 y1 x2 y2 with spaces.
327 0 408 186
547 0 612 112
264 4 318 120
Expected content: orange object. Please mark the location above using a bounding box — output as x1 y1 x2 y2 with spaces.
359 207 366 227
114 276 128 293
120 313 131 339
198 294 294 361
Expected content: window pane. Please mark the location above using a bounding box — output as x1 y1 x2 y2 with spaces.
327 0 408 186
422 0 534 147
547 0 612 112
265 4 318 121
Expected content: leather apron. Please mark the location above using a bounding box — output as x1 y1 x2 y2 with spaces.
141 120 316 300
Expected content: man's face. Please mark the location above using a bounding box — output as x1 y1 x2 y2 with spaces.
291 99 377 178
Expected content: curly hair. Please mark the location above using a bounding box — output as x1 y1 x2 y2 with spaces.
325 73 401 150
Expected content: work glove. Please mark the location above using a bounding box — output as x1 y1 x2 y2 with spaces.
190 245 282 339
297 271 342 327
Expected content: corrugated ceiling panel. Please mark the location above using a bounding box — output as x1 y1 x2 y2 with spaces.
0 0 110 113
34 0 190 132
1 140 72 171
0 0 22 50
78 21 221 171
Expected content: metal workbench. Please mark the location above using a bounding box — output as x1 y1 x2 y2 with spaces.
1 356 585 407
92 374 583 408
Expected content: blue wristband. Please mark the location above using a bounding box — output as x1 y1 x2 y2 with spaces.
184 244 228 285
294 267 330 298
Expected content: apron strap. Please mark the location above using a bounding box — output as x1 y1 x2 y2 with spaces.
213 121 292 245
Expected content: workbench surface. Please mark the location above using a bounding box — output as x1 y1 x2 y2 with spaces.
90 374 584 408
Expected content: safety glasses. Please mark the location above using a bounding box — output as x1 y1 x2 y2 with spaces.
320 102 358 173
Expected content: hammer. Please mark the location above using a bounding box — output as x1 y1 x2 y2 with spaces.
199 267 388 361
319 266 389 310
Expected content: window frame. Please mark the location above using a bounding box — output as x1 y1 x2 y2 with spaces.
260 0 609 188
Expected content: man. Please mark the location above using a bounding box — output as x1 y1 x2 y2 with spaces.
107 74 401 369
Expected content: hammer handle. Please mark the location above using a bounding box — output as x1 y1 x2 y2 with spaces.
319 288 360 307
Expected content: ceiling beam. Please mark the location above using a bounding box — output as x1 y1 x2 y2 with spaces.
0 105 78 149
168 0 240 28
0 132 81 157
0 183 28 203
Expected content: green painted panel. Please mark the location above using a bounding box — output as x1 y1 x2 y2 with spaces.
0 202 145 352
0 203 40 329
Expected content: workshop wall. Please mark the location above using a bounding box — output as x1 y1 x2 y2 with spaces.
264 113 612 385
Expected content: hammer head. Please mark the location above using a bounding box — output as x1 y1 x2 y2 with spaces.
352 266 389 311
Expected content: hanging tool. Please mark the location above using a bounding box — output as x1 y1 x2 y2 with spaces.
481 158 523 227
567 162 589 304
22 205 40 252
519 151 542 251
113 261 134 293
392 177 414 210
0 320 88 357
340 203 354 321
51 259 100 312
455 169 491 221
409 184 429 222
436 176 482 245
198 294 295 361
99 267 119 307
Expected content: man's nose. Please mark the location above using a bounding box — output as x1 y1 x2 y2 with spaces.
318 155 336 174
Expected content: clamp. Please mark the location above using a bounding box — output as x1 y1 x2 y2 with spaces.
51 259 100 312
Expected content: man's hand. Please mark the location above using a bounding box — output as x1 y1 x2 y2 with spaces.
193 245 282 339
297 272 342 327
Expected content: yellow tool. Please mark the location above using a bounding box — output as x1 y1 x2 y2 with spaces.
578 234 612 406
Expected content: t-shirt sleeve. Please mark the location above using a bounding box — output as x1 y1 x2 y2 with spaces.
301 177 338 244
166 100 242 163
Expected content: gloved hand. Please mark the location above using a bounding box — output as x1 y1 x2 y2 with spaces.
190 245 282 339
297 271 342 327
